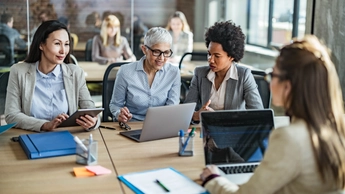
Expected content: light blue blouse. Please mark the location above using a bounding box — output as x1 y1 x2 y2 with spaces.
109 57 181 121
30 63 68 121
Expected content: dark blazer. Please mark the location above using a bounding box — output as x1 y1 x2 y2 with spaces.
184 64 263 111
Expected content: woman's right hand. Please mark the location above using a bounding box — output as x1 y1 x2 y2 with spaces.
193 100 214 121
117 107 132 123
41 113 69 131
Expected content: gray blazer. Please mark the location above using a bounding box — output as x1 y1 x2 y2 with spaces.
184 64 263 111
5 62 100 132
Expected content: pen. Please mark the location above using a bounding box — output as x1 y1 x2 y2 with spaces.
87 134 93 163
180 127 196 155
74 136 88 152
155 179 170 192
100 125 117 130
179 129 184 143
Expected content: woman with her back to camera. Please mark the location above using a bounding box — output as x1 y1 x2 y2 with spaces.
5 20 99 132
92 14 136 64
200 35 345 193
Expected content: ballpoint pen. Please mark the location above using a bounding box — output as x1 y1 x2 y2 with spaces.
87 134 93 163
99 125 117 130
180 127 196 155
74 136 88 152
155 179 170 192
179 129 184 143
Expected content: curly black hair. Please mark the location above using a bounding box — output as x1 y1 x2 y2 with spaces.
205 20 245 62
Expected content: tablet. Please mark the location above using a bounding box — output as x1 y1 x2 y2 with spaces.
59 108 104 127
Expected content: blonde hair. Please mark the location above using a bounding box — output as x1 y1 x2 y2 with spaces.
276 35 345 189
100 15 121 46
166 11 191 32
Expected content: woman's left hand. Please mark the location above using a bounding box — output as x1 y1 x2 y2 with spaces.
76 115 98 130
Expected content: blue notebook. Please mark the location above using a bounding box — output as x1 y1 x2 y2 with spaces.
19 131 76 159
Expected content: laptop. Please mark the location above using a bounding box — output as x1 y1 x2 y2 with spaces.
200 109 275 185
120 103 196 142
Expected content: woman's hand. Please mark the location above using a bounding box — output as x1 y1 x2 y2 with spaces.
192 100 214 121
41 113 69 131
117 107 132 123
200 165 220 181
76 115 98 130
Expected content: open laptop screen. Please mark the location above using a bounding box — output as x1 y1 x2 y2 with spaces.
200 109 274 165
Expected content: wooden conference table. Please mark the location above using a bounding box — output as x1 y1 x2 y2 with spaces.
0 117 289 193
0 123 204 194
99 122 205 194
0 127 122 194
78 61 202 83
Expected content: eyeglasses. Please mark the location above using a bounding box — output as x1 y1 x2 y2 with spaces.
119 122 131 131
264 68 283 83
145 45 173 58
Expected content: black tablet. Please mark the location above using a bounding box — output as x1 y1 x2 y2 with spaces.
58 108 104 127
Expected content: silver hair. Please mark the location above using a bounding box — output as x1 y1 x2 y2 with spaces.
144 27 172 47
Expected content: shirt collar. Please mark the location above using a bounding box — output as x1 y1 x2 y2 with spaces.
207 62 238 81
136 56 164 73
36 62 62 78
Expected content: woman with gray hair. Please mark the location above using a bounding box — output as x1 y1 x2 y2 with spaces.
109 27 181 124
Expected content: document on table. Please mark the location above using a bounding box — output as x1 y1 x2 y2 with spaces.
118 167 208 194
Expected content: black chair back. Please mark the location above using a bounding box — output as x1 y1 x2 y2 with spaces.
85 38 93 61
102 62 129 122
0 71 10 124
178 52 208 70
251 70 271 108
0 35 14 66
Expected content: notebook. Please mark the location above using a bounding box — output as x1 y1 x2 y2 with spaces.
119 103 196 142
118 167 207 193
200 109 274 185
19 131 76 159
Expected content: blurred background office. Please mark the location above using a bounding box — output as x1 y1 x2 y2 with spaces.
1 0 345 105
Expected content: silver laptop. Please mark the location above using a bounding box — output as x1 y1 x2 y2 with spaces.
120 103 196 142
200 109 274 185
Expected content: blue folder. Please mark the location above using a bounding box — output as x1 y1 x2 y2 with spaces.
0 123 16 135
19 131 76 159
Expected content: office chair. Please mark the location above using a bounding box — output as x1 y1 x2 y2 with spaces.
85 38 93 61
0 71 10 124
178 52 207 103
251 70 271 108
102 62 129 122
178 52 208 70
70 54 79 66
180 74 193 103
0 35 14 67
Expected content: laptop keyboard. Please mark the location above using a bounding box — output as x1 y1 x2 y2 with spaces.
219 164 258 174
130 134 141 139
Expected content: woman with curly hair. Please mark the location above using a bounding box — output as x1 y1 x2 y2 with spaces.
184 20 263 122
200 35 345 193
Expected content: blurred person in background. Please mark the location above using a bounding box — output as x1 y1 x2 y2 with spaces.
166 11 193 64
92 15 136 64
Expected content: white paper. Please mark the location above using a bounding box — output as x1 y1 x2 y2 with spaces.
122 168 207 194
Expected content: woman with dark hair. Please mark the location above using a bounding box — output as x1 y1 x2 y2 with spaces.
200 35 345 193
184 21 263 122
5 20 99 132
